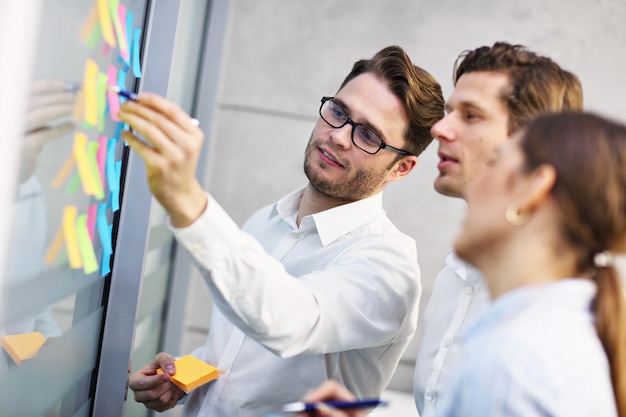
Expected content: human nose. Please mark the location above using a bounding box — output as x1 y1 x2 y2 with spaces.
431 113 456 143
330 120 355 149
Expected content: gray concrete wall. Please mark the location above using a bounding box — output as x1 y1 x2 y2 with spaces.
181 0 626 393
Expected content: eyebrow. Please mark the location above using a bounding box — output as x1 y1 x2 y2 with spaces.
445 99 486 114
333 97 386 139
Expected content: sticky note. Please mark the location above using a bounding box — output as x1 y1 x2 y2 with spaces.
97 71 108 131
76 214 99 275
110 0 129 62
44 226 64 265
107 66 121 121
83 59 99 127
79 3 100 47
97 0 117 47
52 153 76 188
157 355 219 393
63 205 83 269
2 332 46 364
117 3 130 64
74 132 102 197
132 27 142 78
87 140 105 200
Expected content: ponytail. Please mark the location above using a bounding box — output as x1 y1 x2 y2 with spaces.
592 267 626 416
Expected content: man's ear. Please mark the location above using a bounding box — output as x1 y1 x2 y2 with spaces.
388 156 418 183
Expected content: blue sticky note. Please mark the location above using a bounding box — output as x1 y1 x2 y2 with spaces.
97 203 113 253
125 10 134 68
101 247 112 276
107 138 119 192
132 27 142 78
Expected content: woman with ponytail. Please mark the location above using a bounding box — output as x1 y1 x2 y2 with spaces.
296 111 625 417
436 111 626 416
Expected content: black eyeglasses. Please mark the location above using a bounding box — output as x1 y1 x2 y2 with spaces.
318 97 412 156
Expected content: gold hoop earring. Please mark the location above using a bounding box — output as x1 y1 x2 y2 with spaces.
505 205 530 226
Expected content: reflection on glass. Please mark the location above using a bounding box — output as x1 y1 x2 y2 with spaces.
0 80 78 374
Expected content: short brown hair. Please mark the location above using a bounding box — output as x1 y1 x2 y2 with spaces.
339 46 444 157
454 42 583 133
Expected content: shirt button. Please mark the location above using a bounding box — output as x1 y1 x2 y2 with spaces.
464 286 474 295
218 367 227 374
425 391 436 402
443 338 452 348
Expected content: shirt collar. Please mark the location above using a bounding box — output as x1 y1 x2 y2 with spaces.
445 251 482 283
270 186 385 246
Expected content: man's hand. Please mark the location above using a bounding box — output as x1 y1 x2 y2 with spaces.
118 93 207 227
298 380 366 417
20 80 77 183
128 352 186 412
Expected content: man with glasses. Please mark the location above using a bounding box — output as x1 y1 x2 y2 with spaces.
122 45 444 417
295 42 584 417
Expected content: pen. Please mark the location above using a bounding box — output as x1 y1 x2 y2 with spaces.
281 399 388 412
108 86 200 126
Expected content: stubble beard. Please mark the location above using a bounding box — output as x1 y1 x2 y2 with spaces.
303 133 391 201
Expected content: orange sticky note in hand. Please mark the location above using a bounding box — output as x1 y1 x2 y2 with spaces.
157 355 219 393
1 332 46 364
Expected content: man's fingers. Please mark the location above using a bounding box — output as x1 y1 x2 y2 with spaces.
303 380 357 403
136 92 200 134
118 106 186 156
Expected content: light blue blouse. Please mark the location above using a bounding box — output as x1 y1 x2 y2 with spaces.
436 279 617 417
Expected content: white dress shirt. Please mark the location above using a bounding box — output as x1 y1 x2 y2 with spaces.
171 187 421 417
435 279 617 417
413 252 490 416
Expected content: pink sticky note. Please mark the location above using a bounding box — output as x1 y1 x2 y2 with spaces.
117 4 130 64
107 65 120 121
87 204 97 243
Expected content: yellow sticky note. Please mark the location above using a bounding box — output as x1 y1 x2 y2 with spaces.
63 206 83 269
157 355 219 393
83 59 99 127
1 332 46 364
97 0 117 47
109 0 128 55
73 132 101 197
87 141 105 199
76 214 99 275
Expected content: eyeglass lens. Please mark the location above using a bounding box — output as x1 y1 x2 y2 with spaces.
320 99 383 154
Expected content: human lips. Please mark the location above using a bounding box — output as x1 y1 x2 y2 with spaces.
437 151 459 170
319 147 344 168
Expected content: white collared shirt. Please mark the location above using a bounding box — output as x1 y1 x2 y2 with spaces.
171 187 421 417
435 280 617 417
413 252 490 416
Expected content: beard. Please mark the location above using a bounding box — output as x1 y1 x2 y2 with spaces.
302 132 393 201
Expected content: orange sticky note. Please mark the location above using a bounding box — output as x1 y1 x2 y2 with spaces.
157 355 219 393
52 152 76 188
1 332 46 364
44 226 65 264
